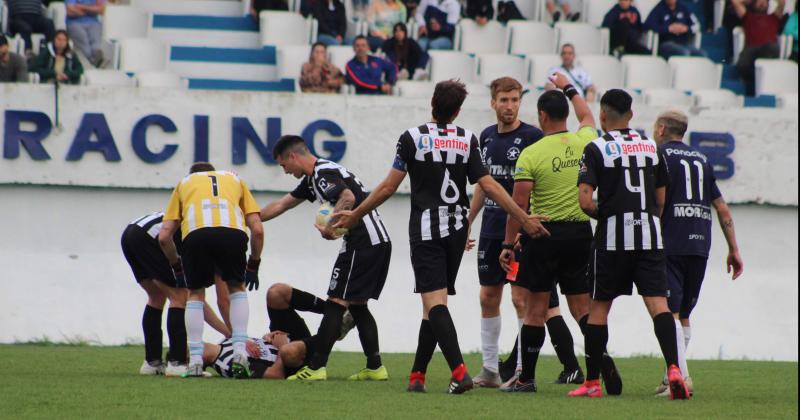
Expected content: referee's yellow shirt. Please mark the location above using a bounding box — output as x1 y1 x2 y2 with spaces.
164 171 260 239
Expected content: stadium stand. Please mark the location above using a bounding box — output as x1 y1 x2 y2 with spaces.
554 22 609 55
642 87 693 107
396 80 436 97
428 50 476 83
455 18 506 54
583 0 617 27
692 88 744 109
669 56 722 91
327 44 354 72
82 69 135 87
621 54 671 89
277 44 311 80
118 38 168 74
134 70 187 88
577 54 623 95
476 52 527 85
102 5 148 69
527 53 561 88
259 10 316 46
755 58 799 96
507 20 555 55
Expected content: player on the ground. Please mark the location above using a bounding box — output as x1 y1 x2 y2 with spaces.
122 211 231 376
570 90 690 399
652 110 743 396
203 332 290 379
498 73 607 393
159 162 264 378
259 135 391 381
334 80 550 394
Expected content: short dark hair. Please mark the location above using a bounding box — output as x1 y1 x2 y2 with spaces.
0 34 7 47
353 35 368 46
490 77 523 100
272 135 309 160
190 162 215 173
600 89 633 118
431 80 468 123
537 90 570 121
561 43 575 53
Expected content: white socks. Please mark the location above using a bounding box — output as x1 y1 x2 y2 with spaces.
683 325 692 349
481 316 502 373
230 291 249 355
516 318 524 370
675 319 690 377
186 300 205 365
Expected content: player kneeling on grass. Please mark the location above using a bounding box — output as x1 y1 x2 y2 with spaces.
122 211 232 377
259 135 391 381
159 162 264 379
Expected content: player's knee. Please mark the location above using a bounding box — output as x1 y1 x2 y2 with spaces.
267 283 291 308
279 343 305 367
511 293 526 314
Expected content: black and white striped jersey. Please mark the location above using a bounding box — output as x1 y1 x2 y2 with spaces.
291 159 390 250
211 338 278 378
577 129 669 251
393 123 489 242
128 211 182 250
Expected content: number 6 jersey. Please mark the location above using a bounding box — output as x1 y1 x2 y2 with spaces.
393 123 489 243
578 129 669 251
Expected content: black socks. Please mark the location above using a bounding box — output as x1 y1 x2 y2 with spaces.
142 305 162 363
584 323 608 381
290 288 325 314
166 308 187 364
519 325 546 382
411 319 437 374
309 300 346 369
547 315 580 372
349 304 382 370
653 312 679 368
428 305 464 371
268 307 312 340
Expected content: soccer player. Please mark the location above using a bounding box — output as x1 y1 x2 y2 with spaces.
334 80 550 394
499 73 606 393
467 76 570 389
121 211 231 376
652 110 743 396
570 90 690 399
259 135 391 381
159 162 264 378
203 332 290 379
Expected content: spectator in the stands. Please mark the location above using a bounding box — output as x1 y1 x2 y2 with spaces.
544 43 596 101
602 0 652 56
497 0 525 22
731 0 784 96
366 0 407 51
403 0 420 19
7 0 56 57
65 0 106 67
300 42 345 93
345 35 397 94
0 35 29 83
645 0 707 59
466 0 493 25
382 22 428 80
29 29 83 84
415 0 460 51
546 0 580 22
251 0 289 20
313 0 351 46
784 1 798 62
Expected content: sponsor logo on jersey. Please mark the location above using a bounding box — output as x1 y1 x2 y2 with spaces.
673 204 712 220
624 219 644 226
605 141 656 158
418 135 469 153
489 165 514 177
514 137 522 145
507 147 521 160
664 147 708 163
688 234 706 241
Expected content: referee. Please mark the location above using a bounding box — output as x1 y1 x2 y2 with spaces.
159 162 264 378
570 90 690 399
334 80 550 394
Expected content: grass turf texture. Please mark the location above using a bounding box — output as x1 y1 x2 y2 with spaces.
2 345 797 419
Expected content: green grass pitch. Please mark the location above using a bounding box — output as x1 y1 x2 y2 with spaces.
2 345 797 419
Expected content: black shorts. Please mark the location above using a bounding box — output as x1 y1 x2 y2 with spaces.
509 281 561 308
477 237 511 286
591 249 667 301
411 228 468 295
516 235 592 295
328 242 391 301
666 255 708 318
182 227 248 290
120 224 180 288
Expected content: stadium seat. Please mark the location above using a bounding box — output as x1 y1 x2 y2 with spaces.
755 59 799 96
779 34 795 60
327 45 354 73
554 22 609 55
496 0 541 20
6 34 22 55
642 88 693 107
428 50 477 83
583 0 617 27
102 5 148 69
259 11 315 46
732 26 745 63
692 89 744 109
466 82 491 98
669 56 722 90
1 3 7 34
278 45 311 81
82 69 135 87
396 80 436 98
132 0 244 16
118 39 168 73
48 2 66 30
135 71 187 88
777 92 799 109
527 54 562 88
577 55 623 95
507 21 556 56
477 53 528 85
455 19 507 55
634 0 661 22
621 55 671 89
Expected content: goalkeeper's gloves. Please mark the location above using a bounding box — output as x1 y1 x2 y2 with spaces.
171 259 186 288
245 257 260 291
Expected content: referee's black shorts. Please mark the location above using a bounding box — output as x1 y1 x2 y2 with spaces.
591 249 667 301
120 224 180 288
411 227 468 295
182 227 248 290
515 223 592 296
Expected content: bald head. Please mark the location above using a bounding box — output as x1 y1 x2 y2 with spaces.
654 110 689 144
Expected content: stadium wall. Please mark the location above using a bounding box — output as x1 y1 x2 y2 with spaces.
1 85 797 361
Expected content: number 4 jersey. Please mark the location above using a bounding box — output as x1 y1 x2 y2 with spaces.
394 123 489 242
659 141 722 257
578 129 668 251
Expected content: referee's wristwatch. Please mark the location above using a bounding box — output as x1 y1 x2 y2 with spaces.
501 242 515 250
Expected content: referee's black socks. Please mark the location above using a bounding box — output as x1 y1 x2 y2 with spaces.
290 288 325 314
584 323 608 381
166 307 187 364
142 305 162 364
411 319 437 374
349 304 382 370
547 315 580 372
428 305 466 378
309 300 346 370
519 325 546 382
653 312 679 368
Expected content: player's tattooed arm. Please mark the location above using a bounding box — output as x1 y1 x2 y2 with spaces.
578 183 599 219
712 196 743 280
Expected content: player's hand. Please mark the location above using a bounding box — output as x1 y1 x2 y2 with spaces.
514 233 523 252
245 339 261 358
522 214 550 239
332 210 358 230
727 249 743 280
465 225 476 251
171 259 186 288
314 223 342 240
499 249 515 273
549 72 571 90
245 257 260 291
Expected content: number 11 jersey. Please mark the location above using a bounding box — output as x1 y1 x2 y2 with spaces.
393 123 489 243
